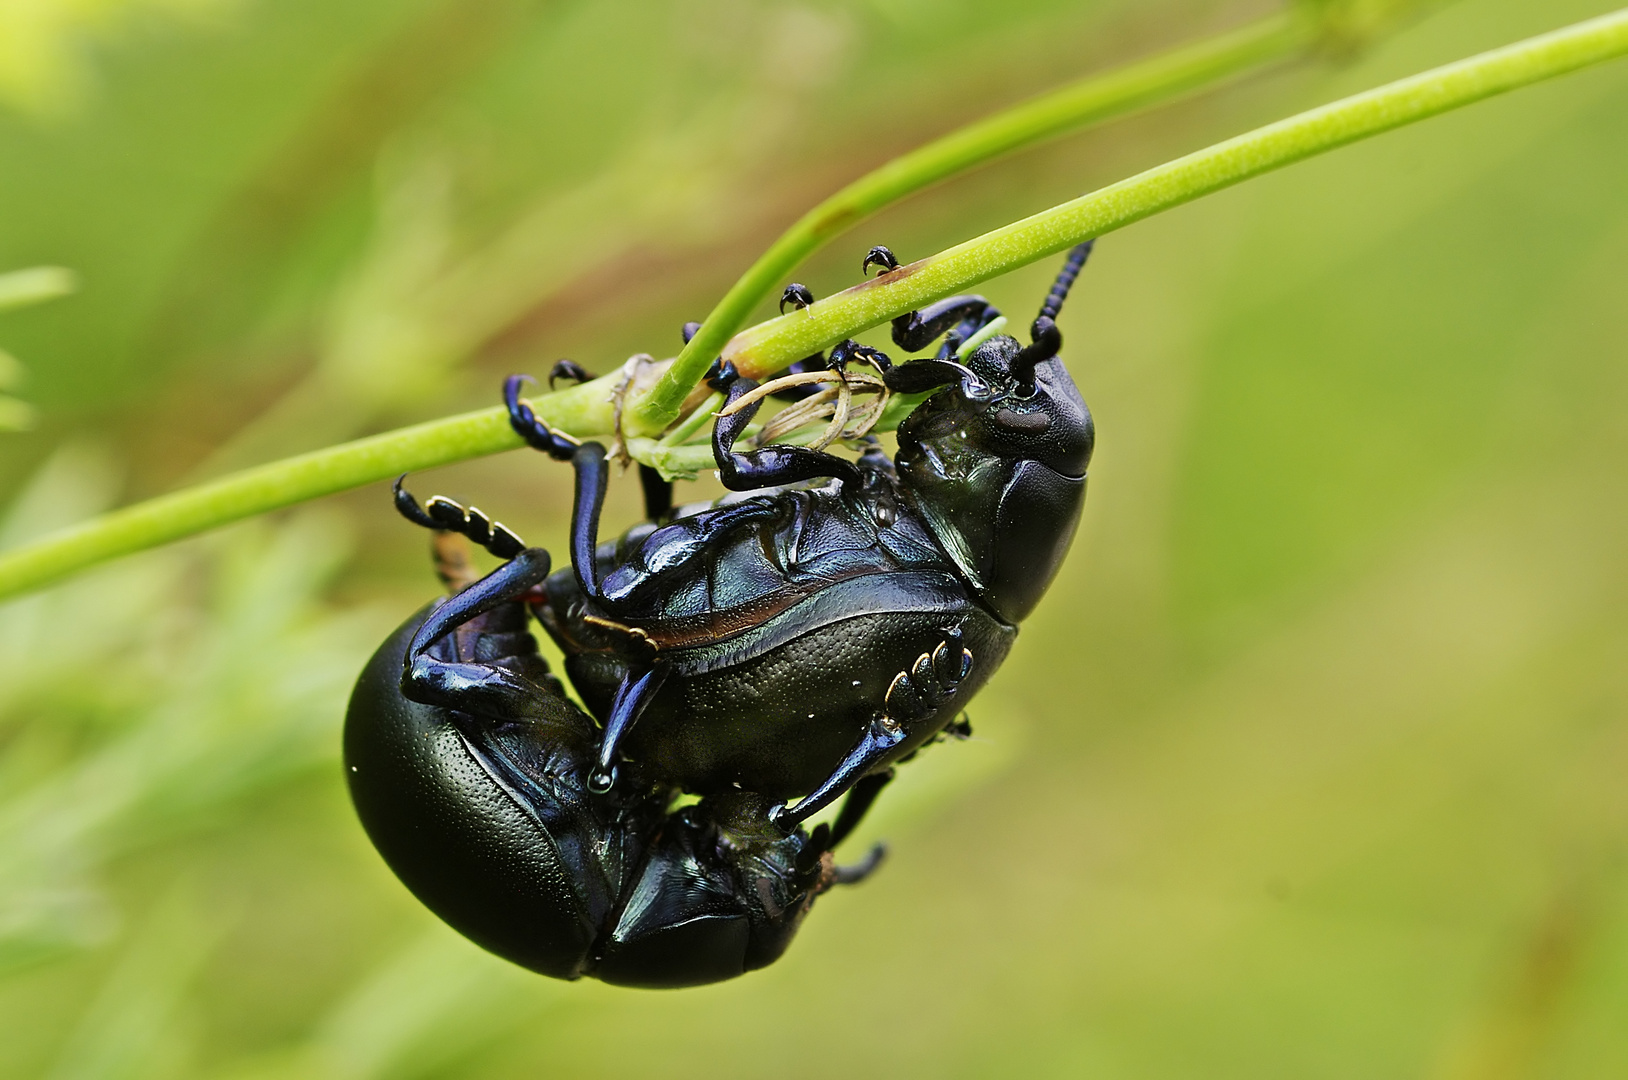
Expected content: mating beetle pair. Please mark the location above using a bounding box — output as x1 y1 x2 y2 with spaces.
344 241 1097 987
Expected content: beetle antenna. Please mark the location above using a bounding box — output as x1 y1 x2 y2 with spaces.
1012 240 1094 388
1038 240 1094 325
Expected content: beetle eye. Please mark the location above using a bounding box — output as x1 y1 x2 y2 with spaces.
993 406 1051 434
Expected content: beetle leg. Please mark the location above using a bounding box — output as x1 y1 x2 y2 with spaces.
712 376 863 491
587 660 671 794
638 464 673 522
770 718 906 832
828 769 895 847
547 358 596 390
826 338 892 374
770 632 974 832
501 375 620 606
779 283 814 313
881 357 994 401
402 548 558 718
393 477 526 560
831 843 887 886
505 374 582 461
862 244 900 277
891 295 1001 356
566 440 611 603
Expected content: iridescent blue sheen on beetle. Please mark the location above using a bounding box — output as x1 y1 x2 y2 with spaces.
345 242 1097 986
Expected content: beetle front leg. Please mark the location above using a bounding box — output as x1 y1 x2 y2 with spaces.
712 376 863 491
770 629 975 831
638 464 673 522
502 375 628 608
891 295 1001 358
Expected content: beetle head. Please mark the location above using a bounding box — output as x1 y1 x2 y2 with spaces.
890 252 1096 624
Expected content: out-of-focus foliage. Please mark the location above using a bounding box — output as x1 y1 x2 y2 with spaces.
0 266 76 431
1 0 1626 1076
0 0 230 116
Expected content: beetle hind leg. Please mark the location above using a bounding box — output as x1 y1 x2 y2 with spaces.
771 632 974 832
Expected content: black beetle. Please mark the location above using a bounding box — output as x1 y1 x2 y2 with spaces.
347 566 879 988
345 241 1096 985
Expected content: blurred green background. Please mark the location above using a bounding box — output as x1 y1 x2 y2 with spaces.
1 0 1626 1075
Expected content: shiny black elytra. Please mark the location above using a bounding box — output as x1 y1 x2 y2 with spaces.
344 241 1097 986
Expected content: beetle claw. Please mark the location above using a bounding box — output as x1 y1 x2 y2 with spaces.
779 283 815 314
547 359 595 390
861 245 900 277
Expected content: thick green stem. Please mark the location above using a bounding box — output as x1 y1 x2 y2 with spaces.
722 7 1628 374
632 11 1311 431
3 8 1625 602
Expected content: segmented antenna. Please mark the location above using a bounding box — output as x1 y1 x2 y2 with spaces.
1037 240 1094 325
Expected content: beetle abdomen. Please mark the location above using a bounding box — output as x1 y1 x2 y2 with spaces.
604 603 1015 797
344 610 611 979
347 604 845 987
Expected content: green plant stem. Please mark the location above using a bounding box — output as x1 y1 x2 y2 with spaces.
721 6 1628 375
632 11 1312 432
0 389 579 599
0 408 503 594
3 8 1625 602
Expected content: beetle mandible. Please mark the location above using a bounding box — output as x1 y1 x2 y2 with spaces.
345 241 1097 985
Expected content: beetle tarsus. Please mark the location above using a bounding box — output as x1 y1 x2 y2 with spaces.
393 477 526 560
704 357 739 391
548 359 595 390
827 338 893 374
505 374 582 461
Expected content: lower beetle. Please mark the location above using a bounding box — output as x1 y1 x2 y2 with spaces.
347 546 882 987
345 241 1097 983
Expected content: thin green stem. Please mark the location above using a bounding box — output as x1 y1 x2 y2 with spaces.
632 10 1312 431
721 6 1628 375
3 8 1625 602
0 379 606 598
